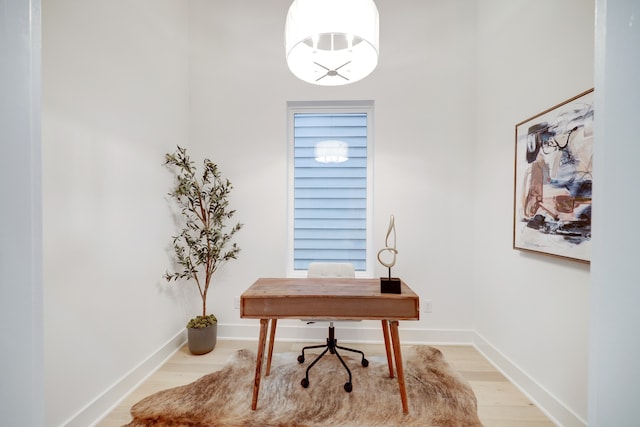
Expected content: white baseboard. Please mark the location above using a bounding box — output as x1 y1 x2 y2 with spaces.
64 329 187 427
218 320 476 345
473 332 586 427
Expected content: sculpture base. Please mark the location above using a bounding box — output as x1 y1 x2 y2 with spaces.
380 277 401 294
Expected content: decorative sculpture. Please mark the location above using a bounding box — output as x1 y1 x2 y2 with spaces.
378 215 401 294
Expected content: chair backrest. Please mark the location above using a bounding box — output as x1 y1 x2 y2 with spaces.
307 262 355 278
305 263 357 323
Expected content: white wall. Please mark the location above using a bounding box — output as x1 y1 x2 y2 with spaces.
0 1 44 426
589 0 640 425
188 0 478 342
473 1 594 425
42 1 191 425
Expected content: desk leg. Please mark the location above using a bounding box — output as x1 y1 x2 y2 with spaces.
265 319 277 376
381 320 394 378
389 320 409 414
251 318 269 411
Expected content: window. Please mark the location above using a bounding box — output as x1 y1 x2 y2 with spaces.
287 101 373 277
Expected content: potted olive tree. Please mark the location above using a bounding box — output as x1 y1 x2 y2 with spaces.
164 146 242 355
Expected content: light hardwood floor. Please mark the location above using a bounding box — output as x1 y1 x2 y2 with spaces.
97 340 555 427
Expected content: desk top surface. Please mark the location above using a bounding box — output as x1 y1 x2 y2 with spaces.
241 277 416 297
240 277 420 320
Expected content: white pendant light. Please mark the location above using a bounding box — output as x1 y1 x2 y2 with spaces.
315 140 349 163
285 0 379 86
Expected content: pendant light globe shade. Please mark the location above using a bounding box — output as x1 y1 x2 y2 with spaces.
285 0 379 86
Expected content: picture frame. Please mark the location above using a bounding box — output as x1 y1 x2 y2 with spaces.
513 88 594 263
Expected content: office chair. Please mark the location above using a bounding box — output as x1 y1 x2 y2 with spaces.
297 262 369 393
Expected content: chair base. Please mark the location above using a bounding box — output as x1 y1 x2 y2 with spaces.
297 323 369 392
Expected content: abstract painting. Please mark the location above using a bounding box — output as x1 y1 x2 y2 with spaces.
513 89 594 263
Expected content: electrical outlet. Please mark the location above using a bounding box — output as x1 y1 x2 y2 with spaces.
234 296 241 309
424 299 433 313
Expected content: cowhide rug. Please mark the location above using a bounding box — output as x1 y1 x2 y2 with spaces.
125 345 483 427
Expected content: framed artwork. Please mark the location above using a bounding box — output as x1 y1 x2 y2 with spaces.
513 88 594 263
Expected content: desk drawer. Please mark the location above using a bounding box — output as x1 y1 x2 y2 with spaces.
241 295 419 320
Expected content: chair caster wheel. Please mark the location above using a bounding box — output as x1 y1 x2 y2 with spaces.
344 382 353 393
297 355 305 363
301 378 309 388
362 358 369 367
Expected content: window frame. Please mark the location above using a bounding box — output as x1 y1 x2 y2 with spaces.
286 100 374 278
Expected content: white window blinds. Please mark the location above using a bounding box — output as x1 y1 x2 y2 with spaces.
292 111 369 272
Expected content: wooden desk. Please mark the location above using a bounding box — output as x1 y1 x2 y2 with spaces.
240 277 420 413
